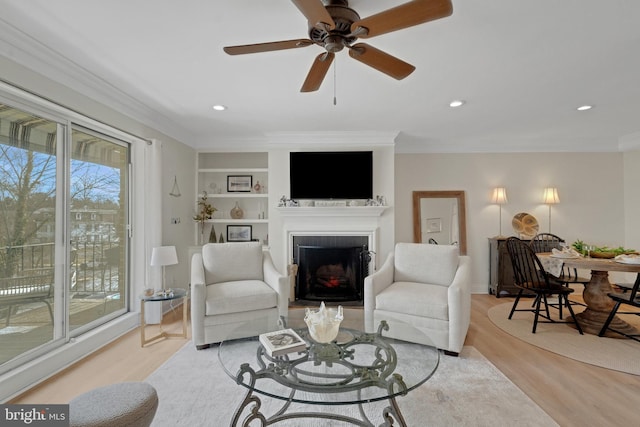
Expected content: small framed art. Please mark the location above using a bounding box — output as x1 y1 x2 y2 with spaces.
426 218 442 233
227 225 252 242
227 175 252 192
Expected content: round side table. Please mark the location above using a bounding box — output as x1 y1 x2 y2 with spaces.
140 288 188 346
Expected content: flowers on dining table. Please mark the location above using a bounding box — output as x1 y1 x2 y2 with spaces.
572 239 637 257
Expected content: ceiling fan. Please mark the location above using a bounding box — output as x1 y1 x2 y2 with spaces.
223 0 453 92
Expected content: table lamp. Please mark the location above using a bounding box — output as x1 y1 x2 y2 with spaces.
491 187 508 237
543 187 560 233
150 246 178 292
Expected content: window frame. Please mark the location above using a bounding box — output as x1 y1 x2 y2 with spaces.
0 81 145 398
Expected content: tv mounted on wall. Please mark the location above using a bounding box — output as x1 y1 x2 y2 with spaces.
290 151 373 200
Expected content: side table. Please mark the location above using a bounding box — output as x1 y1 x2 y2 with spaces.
140 288 188 347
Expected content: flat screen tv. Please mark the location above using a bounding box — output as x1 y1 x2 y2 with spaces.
290 151 373 200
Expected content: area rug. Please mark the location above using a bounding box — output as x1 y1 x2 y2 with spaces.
488 302 640 375
146 342 557 426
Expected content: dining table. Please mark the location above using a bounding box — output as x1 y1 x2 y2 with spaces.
539 253 640 336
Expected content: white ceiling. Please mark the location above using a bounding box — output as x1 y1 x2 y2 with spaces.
1 0 640 152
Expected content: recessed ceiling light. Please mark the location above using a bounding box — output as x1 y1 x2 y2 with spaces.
577 105 593 111
449 100 465 108
212 105 227 111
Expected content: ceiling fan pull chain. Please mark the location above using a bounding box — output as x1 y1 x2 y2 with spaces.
333 57 337 106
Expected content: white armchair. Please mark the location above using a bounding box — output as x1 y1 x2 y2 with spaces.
190 242 289 349
364 243 471 356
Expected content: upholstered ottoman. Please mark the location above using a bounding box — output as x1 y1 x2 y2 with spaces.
69 382 158 427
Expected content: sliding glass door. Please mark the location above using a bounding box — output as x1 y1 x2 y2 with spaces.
0 106 59 364
0 103 130 369
69 128 128 333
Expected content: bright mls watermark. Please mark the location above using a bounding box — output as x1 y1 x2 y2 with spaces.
1 405 69 426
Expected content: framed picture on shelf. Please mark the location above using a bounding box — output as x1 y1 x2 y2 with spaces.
227 225 252 242
227 175 252 192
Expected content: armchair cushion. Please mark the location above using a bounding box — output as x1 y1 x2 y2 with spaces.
205 280 278 316
394 243 459 286
376 281 449 320
202 242 263 284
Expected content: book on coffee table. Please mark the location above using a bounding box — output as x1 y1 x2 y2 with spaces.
259 328 307 357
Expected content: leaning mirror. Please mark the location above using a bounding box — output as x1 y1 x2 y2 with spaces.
413 191 467 255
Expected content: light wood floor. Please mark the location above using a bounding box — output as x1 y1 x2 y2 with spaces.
10 295 640 426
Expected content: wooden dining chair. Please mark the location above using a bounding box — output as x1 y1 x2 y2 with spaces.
505 237 584 334
530 233 590 289
598 274 640 341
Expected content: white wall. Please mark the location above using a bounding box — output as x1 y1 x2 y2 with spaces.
624 150 640 251
395 152 628 293
157 142 196 289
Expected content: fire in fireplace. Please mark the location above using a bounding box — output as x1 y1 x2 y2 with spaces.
294 243 371 304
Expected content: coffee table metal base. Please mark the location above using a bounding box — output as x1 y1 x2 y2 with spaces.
229 322 410 426
233 392 406 426
231 364 408 427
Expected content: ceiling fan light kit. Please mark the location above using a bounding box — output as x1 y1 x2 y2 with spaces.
223 0 453 92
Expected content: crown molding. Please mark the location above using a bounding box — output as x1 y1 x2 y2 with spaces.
619 132 640 152
263 131 398 147
0 18 194 144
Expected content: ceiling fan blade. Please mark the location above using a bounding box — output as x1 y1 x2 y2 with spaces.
223 39 313 55
348 43 415 80
351 0 452 39
300 52 335 92
291 0 335 30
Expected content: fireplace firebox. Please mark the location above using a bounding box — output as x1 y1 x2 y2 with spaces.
293 236 371 304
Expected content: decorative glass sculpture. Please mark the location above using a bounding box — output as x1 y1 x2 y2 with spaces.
304 302 344 343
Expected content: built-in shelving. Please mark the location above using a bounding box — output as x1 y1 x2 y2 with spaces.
206 219 269 224
201 193 266 199
196 153 269 245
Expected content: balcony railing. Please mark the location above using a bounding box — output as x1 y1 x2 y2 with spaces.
2 240 120 294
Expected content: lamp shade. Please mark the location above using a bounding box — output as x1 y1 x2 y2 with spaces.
150 246 178 267
491 187 508 204
543 187 560 204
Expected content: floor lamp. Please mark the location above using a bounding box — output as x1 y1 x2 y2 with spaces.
151 246 178 294
492 187 508 237
543 187 560 233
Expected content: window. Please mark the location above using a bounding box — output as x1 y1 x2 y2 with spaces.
0 106 59 365
0 102 131 371
70 127 128 333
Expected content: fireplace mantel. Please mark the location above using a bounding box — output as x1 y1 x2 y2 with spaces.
276 206 387 217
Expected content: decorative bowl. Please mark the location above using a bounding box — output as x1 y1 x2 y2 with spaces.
512 212 539 239
304 302 344 343
590 251 616 259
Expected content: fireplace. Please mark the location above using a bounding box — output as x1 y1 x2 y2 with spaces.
293 235 371 304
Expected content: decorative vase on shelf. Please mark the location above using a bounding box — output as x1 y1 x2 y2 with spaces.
230 202 244 219
208 224 217 243
253 180 262 193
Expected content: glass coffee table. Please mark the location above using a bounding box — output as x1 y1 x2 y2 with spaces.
218 313 439 426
